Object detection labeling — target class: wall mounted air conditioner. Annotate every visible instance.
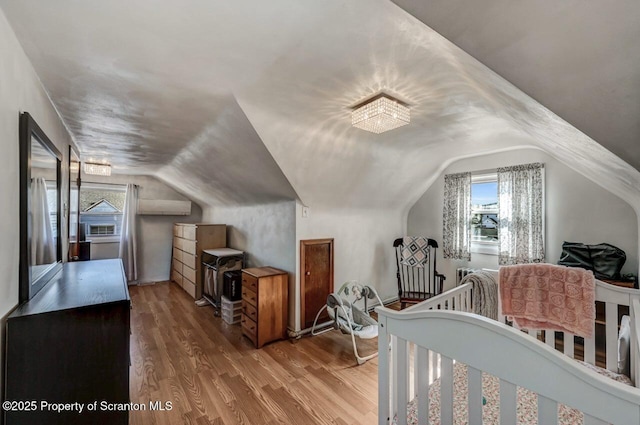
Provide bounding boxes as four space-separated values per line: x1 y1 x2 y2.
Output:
137 199 191 216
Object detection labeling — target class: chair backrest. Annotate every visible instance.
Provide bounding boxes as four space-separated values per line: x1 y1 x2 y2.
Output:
393 237 444 307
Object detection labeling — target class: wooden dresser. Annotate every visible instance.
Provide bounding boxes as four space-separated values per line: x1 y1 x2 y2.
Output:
172 223 226 299
4 259 130 425
241 267 288 348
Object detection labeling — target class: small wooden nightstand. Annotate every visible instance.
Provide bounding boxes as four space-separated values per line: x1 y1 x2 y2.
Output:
241 267 288 348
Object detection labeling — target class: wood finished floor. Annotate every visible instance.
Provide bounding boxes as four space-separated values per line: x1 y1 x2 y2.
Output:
129 281 383 425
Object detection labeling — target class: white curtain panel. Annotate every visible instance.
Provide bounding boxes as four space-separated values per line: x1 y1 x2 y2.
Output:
497 162 545 265
31 177 55 265
119 183 138 282
442 172 472 260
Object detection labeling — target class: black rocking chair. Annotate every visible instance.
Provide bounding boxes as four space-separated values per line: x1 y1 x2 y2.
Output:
393 237 446 309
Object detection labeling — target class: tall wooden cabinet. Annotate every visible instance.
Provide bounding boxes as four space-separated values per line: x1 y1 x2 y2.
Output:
4 259 130 425
172 223 226 299
241 267 288 348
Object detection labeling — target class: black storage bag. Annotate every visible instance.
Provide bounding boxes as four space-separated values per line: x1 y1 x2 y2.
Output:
558 241 626 280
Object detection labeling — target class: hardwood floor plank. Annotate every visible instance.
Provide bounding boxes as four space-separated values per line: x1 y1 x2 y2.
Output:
129 282 380 424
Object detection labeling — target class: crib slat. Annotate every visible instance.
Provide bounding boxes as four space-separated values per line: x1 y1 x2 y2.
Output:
538 395 558 425
528 329 537 338
584 336 596 365
434 352 441 381
563 333 575 358
467 366 482 425
545 330 555 348
417 347 430 425
583 414 607 425
465 288 471 312
500 380 517 424
411 343 417 401
429 351 439 383
396 337 408 425
391 335 398 421
378 319 390 425
606 302 618 371
440 356 454 425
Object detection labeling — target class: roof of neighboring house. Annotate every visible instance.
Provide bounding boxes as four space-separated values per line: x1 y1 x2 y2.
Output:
83 199 122 214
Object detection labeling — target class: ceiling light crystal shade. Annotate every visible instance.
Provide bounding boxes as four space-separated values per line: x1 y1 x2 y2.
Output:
352 95 410 134
84 162 112 176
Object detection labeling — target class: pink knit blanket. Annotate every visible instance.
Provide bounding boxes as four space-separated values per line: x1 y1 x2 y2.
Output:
499 264 595 338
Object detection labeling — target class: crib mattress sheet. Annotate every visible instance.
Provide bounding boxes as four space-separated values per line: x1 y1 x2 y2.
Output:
397 362 631 425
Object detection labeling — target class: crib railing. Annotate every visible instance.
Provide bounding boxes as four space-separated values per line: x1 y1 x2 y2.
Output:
377 279 640 425
404 282 473 314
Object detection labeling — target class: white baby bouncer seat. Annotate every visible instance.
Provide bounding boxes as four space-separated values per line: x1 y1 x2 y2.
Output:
311 281 383 365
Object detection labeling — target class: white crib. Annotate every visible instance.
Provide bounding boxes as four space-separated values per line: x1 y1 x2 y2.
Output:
377 278 640 425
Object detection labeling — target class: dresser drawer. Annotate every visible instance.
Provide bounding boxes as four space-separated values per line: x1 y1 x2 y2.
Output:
181 252 196 270
242 273 258 292
172 259 182 275
183 225 196 241
173 237 183 251
183 278 196 299
173 272 183 287
182 239 196 255
242 302 258 322
172 247 182 263
182 265 196 284
173 224 183 238
241 315 257 346
242 286 257 307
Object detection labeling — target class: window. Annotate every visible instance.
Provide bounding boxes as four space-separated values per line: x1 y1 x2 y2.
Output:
443 163 545 262
45 180 58 237
79 183 126 238
87 224 116 236
471 174 498 255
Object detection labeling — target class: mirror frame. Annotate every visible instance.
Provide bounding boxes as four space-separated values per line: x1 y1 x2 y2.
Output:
68 145 81 261
19 112 63 303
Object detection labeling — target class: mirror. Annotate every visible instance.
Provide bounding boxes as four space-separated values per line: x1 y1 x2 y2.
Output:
68 146 81 261
20 112 63 303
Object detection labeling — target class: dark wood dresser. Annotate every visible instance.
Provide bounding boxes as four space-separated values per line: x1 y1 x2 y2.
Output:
241 267 288 348
4 259 130 425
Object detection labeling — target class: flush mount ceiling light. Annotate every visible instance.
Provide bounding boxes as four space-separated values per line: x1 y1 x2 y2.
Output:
84 162 112 176
351 94 410 134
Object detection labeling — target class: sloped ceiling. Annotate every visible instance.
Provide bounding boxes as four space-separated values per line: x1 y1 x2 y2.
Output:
1 0 639 211
391 0 640 171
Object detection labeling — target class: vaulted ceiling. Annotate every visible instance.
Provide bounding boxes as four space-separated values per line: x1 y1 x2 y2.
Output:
2 0 639 211
392 0 640 171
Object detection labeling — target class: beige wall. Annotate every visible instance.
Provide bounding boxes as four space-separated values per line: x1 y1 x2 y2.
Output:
202 201 296 327
0 9 75 318
203 201 404 332
0 8 75 396
81 173 203 284
294 203 404 331
408 148 639 290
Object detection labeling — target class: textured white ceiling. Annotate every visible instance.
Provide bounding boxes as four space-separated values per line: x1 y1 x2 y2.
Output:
1 0 638 211
392 0 640 171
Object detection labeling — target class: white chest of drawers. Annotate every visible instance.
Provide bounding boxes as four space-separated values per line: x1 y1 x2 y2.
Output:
171 223 226 299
